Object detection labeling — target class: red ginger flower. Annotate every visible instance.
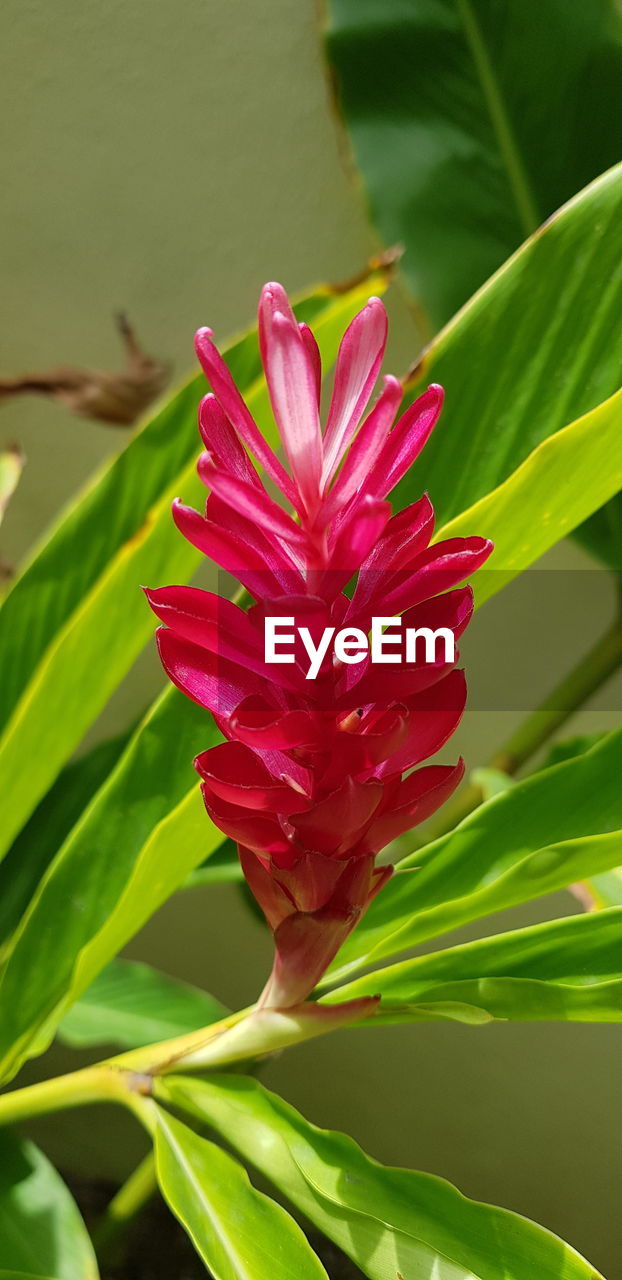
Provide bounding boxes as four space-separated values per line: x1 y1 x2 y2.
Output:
147 283 492 1010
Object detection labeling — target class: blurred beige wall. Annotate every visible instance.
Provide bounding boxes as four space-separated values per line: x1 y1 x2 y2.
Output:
2 2 621 1275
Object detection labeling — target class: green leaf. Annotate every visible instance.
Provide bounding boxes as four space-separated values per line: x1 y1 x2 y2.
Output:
0 728 132 951
436 389 622 607
157 1075 603 1280
0 694 222 1082
393 164 622 531
325 909 622 1023
58 958 227 1050
0 1130 98 1280
154 1107 327 1280
325 0 622 330
324 728 622 985
0 273 389 859
182 839 242 889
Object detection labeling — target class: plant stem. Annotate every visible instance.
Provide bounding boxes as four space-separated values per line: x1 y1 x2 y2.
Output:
0 1063 149 1127
92 1152 157 1262
429 609 622 838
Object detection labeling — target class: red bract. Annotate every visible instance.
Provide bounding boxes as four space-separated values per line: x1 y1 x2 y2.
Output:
147 283 493 1010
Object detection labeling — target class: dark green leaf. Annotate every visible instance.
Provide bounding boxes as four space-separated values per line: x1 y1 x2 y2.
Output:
325 0 622 328
0 1130 98 1279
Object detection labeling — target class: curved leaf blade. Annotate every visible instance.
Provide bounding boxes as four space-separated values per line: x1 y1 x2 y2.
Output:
325 0 622 328
435 390 622 606
157 1075 604 1280
326 909 622 1023
58 959 227 1050
0 1131 98 1280
324 729 622 984
154 1108 327 1280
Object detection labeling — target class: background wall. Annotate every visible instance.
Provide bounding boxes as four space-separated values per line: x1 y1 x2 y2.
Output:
2 2 621 1275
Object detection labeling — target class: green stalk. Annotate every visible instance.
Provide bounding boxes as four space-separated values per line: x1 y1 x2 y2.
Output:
429 610 622 839
92 1153 157 1262
0 1062 153 1127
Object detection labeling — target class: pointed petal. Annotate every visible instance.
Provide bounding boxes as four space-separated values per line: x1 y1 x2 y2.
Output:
322 297 388 484
198 394 259 487
262 309 323 514
156 627 262 717
298 322 322 404
360 760 465 853
324 375 402 518
196 741 310 814
198 453 306 549
376 669 468 777
367 383 444 498
289 777 383 855
195 326 297 506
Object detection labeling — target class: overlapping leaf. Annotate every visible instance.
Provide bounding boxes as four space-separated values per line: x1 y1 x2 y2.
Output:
325 909 622 1023
154 1108 327 1280
58 958 227 1050
325 0 622 328
157 1075 604 1280
323 729 622 985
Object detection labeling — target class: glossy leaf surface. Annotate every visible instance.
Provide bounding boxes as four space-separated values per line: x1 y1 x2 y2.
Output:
154 1107 327 1280
324 729 622 984
326 909 622 1022
158 1075 603 1280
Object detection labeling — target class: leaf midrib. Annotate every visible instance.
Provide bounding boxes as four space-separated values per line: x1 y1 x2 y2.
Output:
455 0 539 238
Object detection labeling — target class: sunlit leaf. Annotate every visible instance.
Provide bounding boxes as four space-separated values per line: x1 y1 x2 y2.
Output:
157 1075 603 1280
154 1107 327 1280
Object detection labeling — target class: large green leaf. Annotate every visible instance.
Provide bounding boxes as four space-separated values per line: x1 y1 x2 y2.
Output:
323 728 622 985
325 0 622 330
0 275 388 859
0 727 132 951
0 694 221 1083
58 959 227 1050
436 389 622 605
325 909 622 1022
154 1107 327 1280
158 1075 603 1280
393 164 622 530
0 1130 98 1280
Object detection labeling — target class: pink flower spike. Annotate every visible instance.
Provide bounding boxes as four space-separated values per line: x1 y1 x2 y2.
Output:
151 282 494 1012
194 327 298 508
262 309 324 516
321 297 388 486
